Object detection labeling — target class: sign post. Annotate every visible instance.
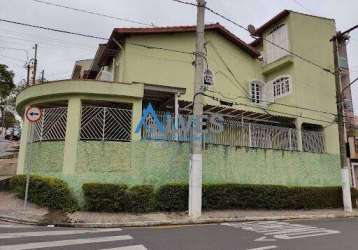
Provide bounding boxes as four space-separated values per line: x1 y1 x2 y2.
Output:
23 106 42 209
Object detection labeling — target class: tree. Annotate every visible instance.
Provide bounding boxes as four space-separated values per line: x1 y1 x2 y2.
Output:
0 64 16 133
3 111 16 129
0 64 15 98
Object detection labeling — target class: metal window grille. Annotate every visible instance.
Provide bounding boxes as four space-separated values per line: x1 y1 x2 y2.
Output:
302 130 325 153
80 106 132 141
33 107 68 142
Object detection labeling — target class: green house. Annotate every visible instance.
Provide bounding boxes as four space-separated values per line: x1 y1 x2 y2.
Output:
16 10 345 195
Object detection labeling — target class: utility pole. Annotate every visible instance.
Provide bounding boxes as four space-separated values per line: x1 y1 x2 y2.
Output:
32 44 38 85
189 0 205 219
331 28 357 212
26 63 30 86
40 69 45 83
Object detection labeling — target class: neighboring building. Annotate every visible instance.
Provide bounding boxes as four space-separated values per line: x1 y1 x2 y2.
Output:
349 116 358 187
16 10 347 197
71 59 94 79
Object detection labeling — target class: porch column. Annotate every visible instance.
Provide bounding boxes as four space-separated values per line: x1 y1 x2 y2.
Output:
131 99 142 141
174 93 179 141
295 118 303 151
62 97 81 175
16 110 31 174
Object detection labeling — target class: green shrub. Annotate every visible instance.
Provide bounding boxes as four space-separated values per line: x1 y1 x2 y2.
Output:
9 175 78 212
82 183 128 212
351 188 358 208
202 184 342 210
127 185 155 213
155 183 188 211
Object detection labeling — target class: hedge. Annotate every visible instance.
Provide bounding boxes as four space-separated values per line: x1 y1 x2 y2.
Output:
82 183 156 213
82 183 128 212
9 175 78 212
82 183 357 212
155 183 188 211
157 184 344 211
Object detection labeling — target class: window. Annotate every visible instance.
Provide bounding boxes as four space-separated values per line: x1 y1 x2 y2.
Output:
250 81 263 103
355 137 358 152
272 76 291 98
264 24 289 63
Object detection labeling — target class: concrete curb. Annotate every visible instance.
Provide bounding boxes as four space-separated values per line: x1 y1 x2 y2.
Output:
0 215 39 225
2 212 358 228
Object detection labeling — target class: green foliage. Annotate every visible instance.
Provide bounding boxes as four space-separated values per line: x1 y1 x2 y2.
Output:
155 184 188 211
127 185 155 213
9 175 78 212
82 183 155 213
202 184 342 210
3 111 16 129
0 64 15 98
82 183 128 212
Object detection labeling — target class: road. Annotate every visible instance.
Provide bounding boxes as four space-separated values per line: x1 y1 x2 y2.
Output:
0 218 357 249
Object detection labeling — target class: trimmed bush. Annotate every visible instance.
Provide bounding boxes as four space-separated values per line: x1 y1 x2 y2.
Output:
9 175 78 212
82 183 128 212
127 185 155 213
202 184 342 210
155 183 188 211
81 182 348 213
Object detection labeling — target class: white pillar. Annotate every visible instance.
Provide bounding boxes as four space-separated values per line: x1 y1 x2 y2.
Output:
342 167 353 212
174 93 179 141
295 119 303 151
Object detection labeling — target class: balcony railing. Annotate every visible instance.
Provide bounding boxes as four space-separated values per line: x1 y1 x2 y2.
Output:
142 113 325 153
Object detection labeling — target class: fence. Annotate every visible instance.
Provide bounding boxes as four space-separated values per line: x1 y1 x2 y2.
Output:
33 107 68 142
80 106 132 141
302 130 325 153
142 113 326 153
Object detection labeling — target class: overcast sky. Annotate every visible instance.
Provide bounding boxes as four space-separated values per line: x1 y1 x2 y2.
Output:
0 0 357 113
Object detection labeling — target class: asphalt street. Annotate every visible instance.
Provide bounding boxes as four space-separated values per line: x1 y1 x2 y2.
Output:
0 218 358 250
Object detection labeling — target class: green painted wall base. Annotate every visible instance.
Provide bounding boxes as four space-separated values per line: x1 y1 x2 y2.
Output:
26 141 341 204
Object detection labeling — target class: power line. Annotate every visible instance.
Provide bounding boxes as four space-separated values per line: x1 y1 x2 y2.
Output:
0 46 29 59
203 92 336 124
31 0 155 27
207 88 337 117
0 18 108 40
0 18 195 55
170 0 336 76
342 76 358 92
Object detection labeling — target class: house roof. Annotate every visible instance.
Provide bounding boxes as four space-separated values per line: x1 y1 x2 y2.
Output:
96 23 260 66
252 10 290 36
115 24 259 57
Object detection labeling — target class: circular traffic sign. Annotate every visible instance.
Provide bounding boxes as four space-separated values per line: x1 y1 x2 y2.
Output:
25 106 42 123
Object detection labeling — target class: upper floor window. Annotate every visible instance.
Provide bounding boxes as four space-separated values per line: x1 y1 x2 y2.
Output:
355 137 358 152
264 24 289 64
272 76 291 98
250 80 263 103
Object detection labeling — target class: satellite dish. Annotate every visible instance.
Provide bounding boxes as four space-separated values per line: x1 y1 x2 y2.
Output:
248 24 256 35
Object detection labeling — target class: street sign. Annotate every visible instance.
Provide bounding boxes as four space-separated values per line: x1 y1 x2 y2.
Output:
25 106 42 123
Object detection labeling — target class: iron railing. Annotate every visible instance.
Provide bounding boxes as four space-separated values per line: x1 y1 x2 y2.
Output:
33 107 68 142
302 130 325 153
80 106 132 141
142 113 325 153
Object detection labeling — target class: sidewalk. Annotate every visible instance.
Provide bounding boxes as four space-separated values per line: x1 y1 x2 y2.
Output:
1 191 358 227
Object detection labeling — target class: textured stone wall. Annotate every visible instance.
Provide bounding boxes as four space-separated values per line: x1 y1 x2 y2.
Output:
28 140 341 202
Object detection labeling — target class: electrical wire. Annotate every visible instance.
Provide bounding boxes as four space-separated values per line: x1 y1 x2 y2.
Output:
207 88 337 117
202 91 336 124
0 18 196 55
0 18 108 40
31 0 155 27
170 0 336 76
0 46 29 60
